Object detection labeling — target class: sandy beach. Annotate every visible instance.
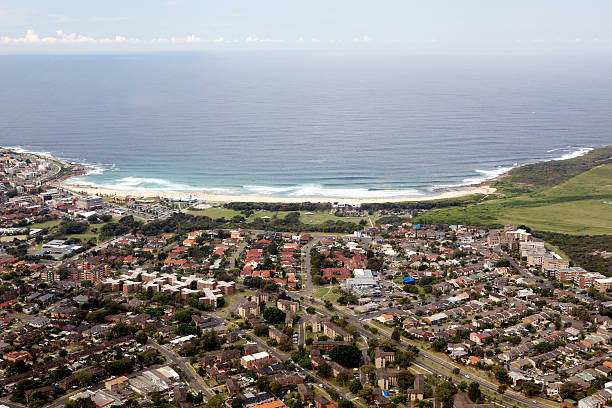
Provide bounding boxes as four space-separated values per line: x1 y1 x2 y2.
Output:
60 183 497 204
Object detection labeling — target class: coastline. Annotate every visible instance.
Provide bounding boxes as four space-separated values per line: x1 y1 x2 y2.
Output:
10 144 601 204
6 145 504 204
59 183 498 204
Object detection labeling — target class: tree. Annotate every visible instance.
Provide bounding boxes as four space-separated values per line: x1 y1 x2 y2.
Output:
254 325 269 337
497 384 507 395
519 381 540 397
559 382 580 400
263 307 286 324
65 398 96 408
256 376 270 392
329 344 361 368
75 371 93 385
201 331 221 351
397 370 414 392
348 379 363 394
337 371 349 385
358 387 374 404
492 365 511 384
338 401 354 408
458 381 467 391
435 380 457 408
431 339 447 352
175 309 192 323
316 362 332 378
467 382 481 403
391 328 402 342
231 398 243 408
269 380 282 396
204 394 225 408
135 330 148 345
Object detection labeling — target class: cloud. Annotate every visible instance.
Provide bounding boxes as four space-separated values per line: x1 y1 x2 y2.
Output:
352 35 372 43
152 35 236 44
245 36 284 43
0 29 284 47
0 29 138 44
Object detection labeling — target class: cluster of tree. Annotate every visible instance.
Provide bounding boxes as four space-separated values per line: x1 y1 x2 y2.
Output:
223 202 331 211
362 195 484 212
58 220 89 235
263 307 286 324
329 344 361 368
495 145 612 192
100 215 142 239
242 276 279 292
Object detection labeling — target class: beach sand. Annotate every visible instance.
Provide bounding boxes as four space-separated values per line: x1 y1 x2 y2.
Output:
60 183 497 204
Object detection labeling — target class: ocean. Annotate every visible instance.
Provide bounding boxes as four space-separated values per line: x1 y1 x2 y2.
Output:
1 53 611 198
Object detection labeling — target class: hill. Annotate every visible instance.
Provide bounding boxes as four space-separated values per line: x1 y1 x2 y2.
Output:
414 146 612 235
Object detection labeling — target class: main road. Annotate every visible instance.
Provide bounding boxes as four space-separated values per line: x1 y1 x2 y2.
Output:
148 340 214 398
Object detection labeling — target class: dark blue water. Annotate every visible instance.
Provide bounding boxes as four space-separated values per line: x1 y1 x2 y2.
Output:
1 53 610 198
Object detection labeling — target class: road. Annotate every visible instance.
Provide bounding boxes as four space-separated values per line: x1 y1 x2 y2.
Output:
229 240 249 269
301 237 322 296
298 320 305 347
148 340 213 398
293 294 543 408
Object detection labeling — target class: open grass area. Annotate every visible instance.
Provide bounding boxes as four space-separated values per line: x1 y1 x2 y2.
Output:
185 207 371 226
184 207 242 219
498 198 612 235
416 163 612 235
30 219 63 230
0 235 27 242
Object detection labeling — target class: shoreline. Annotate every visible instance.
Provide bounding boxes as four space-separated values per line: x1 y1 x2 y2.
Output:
59 183 498 204
6 144 504 204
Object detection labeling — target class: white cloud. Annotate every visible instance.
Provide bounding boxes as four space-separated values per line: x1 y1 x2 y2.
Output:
245 36 284 43
352 35 372 43
0 29 285 47
0 29 139 44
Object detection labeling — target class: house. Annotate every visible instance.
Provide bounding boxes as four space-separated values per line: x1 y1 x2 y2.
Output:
407 374 424 401
241 351 271 369
375 314 394 324
226 379 240 396
297 384 314 401
277 299 299 314
377 368 399 390
269 327 289 343
314 397 337 408
374 348 395 368
239 302 259 318
105 376 129 392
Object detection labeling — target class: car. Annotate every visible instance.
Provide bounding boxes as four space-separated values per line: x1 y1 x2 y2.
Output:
465 375 470 379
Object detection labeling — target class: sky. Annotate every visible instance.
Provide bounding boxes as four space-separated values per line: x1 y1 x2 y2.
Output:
1 1 612 54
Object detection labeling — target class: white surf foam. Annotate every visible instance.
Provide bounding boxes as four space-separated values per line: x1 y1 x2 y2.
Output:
431 165 515 190
68 176 236 194
551 146 593 161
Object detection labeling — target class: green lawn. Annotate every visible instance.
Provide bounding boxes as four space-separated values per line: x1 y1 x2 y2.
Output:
184 207 242 219
184 207 371 226
0 235 27 242
498 199 612 235
416 163 612 235
30 219 63 230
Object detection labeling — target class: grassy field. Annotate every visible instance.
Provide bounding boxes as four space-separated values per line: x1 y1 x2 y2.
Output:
30 219 63 230
416 163 612 235
498 198 612 235
185 207 370 225
0 235 28 242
